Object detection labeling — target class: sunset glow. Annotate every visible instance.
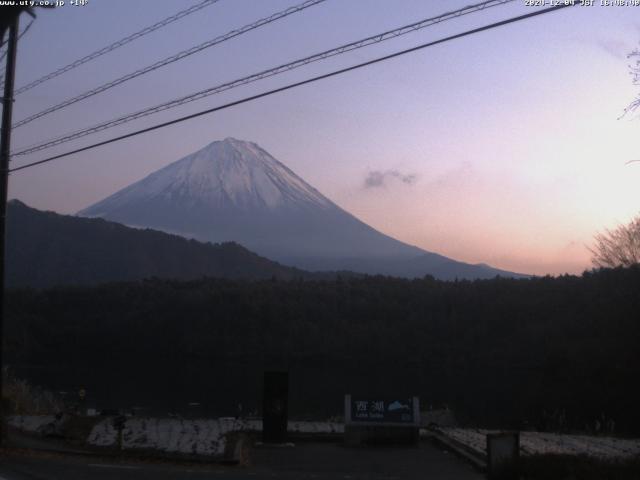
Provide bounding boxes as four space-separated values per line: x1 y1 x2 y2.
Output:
7 0 640 276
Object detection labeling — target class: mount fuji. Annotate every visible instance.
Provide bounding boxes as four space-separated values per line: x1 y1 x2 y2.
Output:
79 138 524 280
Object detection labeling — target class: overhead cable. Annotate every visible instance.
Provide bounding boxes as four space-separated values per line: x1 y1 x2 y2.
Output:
9 4 576 173
13 0 515 156
12 0 222 96
12 0 327 129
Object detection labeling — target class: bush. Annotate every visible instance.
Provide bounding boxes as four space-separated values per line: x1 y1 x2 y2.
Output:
2 368 64 415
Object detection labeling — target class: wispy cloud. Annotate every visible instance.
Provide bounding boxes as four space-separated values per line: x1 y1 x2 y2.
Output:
596 38 632 60
364 169 417 189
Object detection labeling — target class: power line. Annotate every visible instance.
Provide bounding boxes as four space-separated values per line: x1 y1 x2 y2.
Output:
9 3 576 174
12 0 327 129
13 0 517 157
17 17 34 41
0 18 34 84
1 18 33 50
11 0 221 96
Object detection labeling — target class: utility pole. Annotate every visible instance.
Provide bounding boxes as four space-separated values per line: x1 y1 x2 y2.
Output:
0 8 22 445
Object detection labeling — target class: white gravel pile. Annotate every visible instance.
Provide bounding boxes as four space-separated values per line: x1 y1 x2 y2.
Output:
87 417 244 456
8 415 58 433
439 427 640 460
86 418 344 457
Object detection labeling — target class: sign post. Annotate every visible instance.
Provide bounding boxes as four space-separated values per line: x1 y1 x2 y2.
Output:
112 415 127 451
78 387 86 415
344 395 420 446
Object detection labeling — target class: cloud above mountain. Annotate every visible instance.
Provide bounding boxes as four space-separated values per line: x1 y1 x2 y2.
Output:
596 36 635 60
364 169 417 189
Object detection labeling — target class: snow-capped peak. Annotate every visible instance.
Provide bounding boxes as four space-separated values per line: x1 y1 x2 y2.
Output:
85 138 333 214
78 138 523 280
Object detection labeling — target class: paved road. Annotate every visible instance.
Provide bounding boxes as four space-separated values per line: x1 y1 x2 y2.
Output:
0 441 484 480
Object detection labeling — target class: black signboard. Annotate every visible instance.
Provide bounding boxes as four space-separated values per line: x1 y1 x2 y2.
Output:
350 398 415 423
262 371 288 443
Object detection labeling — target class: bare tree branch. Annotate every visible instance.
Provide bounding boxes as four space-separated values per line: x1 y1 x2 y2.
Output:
589 215 640 268
623 46 640 116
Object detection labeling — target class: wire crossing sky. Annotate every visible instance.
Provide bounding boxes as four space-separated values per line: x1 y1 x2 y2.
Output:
12 0 327 129
7 0 640 276
0 18 35 84
10 3 571 173
12 0 222 96
12 0 517 157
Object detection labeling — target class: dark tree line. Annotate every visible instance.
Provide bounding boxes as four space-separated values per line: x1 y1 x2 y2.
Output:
6 200 312 288
4 266 640 433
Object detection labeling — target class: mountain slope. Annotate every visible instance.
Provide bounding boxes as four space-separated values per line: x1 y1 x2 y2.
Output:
79 137 526 280
6 200 310 288
79 137 424 260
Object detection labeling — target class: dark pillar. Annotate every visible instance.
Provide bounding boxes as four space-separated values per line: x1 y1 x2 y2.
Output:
262 371 288 444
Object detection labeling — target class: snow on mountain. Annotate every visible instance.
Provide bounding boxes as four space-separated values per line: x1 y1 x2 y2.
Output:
79 138 525 279
85 137 331 215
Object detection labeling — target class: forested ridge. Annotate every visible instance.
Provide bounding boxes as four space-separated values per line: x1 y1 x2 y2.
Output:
6 200 311 287
5 266 640 433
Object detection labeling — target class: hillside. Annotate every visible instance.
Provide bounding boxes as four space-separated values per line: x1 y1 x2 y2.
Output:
79 137 526 280
6 200 309 288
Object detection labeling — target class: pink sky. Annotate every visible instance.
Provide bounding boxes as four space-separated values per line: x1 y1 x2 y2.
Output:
6 0 640 276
